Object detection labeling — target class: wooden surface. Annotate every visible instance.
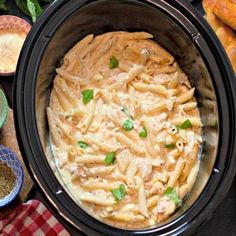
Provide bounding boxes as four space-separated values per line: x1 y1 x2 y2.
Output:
0 108 33 218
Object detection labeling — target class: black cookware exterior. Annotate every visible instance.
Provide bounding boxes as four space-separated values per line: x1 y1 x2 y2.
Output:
14 0 236 235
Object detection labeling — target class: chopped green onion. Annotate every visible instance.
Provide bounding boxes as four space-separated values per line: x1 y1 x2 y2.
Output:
139 127 147 138
109 56 119 69
165 143 176 149
82 89 94 105
104 152 116 165
77 141 88 149
164 187 182 206
111 184 126 201
176 119 192 130
122 119 134 131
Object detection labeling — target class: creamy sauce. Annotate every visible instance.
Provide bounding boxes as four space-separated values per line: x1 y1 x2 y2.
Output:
47 31 202 229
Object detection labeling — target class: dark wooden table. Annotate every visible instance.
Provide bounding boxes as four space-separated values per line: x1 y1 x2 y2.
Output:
1 0 236 235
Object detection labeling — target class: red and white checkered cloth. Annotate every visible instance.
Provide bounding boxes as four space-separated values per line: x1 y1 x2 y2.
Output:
0 200 70 236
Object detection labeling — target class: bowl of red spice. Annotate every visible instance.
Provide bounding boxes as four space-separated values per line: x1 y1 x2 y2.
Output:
0 145 23 208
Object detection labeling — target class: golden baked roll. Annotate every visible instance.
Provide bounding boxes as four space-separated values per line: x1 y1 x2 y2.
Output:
202 0 219 13
213 0 236 30
203 0 236 73
205 11 224 31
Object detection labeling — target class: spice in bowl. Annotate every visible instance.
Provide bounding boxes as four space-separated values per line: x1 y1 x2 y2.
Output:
0 145 23 208
0 160 16 199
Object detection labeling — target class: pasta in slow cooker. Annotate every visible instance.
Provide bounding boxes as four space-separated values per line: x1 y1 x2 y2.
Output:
47 31 202 229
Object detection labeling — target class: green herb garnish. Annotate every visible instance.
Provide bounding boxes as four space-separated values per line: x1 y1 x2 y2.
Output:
78 141 88 149
26 0 43 23
82 89 94 105
0 0 7 11
164 187 182 206
111 184 126 201
15 0 30 15
15 0 54 22
104 152 116 165
109 56 119 69
177 119 192 130
122 119 134 131
139 127 147 138
165 143 176 149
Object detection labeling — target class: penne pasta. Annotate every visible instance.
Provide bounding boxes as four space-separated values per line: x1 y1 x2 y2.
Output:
168 72 179 88
80 194 115 206
107 213 146 222
115 133 145 155
167 158 185 187
76 155 105 164
177 88 195 104
179 159 200 199
180 102 197 111
81 181 121 190
144 122 159 159
147 195 160 208
141 101 167 114
132 82 167 96
109 65 143 90
180 144 199 182
136 177 149 218
138 72 152 83
87 166 115 176
64 34 94 70
126 158 137 186
48 31 202 229
83 135 121 153
54 76 79 107
80 100 97 134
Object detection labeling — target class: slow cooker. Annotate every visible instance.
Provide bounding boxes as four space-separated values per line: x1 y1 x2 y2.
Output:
14 0 236 235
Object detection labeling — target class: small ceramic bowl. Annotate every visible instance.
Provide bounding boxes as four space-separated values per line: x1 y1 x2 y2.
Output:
0 15 31 76
0 89 8 128
0 145 24 208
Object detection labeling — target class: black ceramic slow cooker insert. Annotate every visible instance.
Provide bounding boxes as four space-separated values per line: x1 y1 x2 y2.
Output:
14 0 236 235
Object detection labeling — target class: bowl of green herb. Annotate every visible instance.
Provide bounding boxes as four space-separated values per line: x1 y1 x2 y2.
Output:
0 145 23 208
0 89 8 128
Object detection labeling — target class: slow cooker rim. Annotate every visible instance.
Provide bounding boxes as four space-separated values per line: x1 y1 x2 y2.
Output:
13 0 236 235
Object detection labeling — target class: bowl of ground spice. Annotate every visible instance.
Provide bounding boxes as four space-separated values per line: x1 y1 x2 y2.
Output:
0 145 23 208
